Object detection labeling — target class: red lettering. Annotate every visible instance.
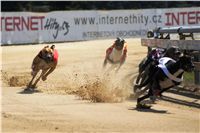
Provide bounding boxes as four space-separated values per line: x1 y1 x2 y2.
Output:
165 11 200 26
1 16 45 31
196 11 200 24
1 17 4 31
188 11 196 24
21 16 29 30
5 17 13 31
165 13 171 26
13 17 21 31
172 12 179 25
30 16 39 30
179 12 187 25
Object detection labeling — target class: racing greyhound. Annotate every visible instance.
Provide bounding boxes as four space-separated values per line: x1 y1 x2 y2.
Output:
103 37 127 73
26 45 58 90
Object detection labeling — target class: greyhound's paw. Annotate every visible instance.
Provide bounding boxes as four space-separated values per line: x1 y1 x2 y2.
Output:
23 87 41 93
24 87 34 92
134 84 140 88
133 85 140 93
42 76 47 81
136 103 151 109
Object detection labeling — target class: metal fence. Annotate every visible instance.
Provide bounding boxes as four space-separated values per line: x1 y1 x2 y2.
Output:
141 26 200 85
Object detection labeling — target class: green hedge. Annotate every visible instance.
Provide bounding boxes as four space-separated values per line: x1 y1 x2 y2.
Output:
183 72 194 84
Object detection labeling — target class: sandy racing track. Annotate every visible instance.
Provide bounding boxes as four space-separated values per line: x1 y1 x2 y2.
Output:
1 38 200 133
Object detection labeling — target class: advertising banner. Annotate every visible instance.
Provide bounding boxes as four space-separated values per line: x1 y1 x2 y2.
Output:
1 7 200 45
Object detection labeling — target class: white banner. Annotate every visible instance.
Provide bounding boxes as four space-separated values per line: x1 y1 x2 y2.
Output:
1 7 200 45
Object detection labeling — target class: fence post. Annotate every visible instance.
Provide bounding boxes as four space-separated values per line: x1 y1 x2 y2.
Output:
194 54 200 85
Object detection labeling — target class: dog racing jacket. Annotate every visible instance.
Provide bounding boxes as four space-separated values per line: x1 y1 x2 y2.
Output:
158 57 183 83
53 49 59 63
105 44 127 64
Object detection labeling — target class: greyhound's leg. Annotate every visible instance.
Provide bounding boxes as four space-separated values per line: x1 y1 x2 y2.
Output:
140 71 148 85
32 69 48 88
137 90 152 104
27 76 36 88
136 93 152 109
104 64 117 74
42 66 56 81
27 70 39 88
135 66 157 89
148 78 162 103
135 72 142 85
159 86 173 96
103 59 107 68
134 85 149 98
134 73 143 93
136 84 153 109
115 63 123 73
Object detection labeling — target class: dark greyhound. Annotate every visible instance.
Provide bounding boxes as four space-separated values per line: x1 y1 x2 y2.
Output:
136 55 194 109
134 46 181 92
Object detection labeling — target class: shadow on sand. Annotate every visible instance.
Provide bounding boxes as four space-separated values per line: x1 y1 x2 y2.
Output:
18 87 42 94
129 107 169 114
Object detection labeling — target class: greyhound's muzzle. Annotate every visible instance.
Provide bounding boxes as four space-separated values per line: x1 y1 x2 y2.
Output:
45 54 53 63
185 64 195 72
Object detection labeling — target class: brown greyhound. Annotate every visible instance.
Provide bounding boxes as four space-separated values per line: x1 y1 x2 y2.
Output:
27 45 58 90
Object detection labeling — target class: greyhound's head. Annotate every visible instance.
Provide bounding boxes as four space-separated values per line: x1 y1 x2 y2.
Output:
40 45 54 62
114 37 125 50
164 46 182 61
178 55 194 72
